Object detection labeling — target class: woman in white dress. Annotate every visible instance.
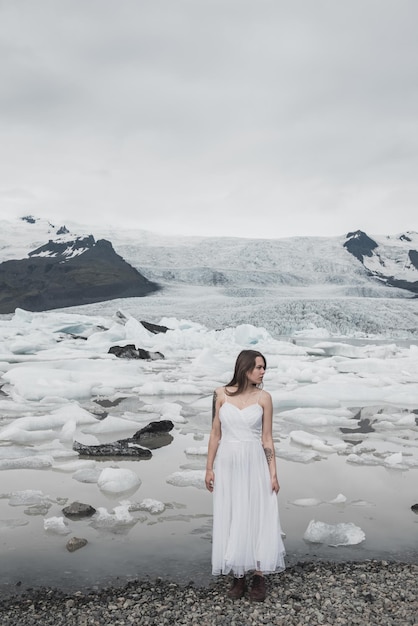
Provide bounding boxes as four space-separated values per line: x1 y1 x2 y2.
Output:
205 350 286 601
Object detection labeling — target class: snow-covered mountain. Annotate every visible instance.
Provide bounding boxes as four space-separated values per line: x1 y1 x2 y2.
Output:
1 215 418 337
0 218 159 313
1 215 417 298
344 230 418 293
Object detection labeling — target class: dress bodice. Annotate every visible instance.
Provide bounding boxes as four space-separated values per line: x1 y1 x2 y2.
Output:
219 401 263 443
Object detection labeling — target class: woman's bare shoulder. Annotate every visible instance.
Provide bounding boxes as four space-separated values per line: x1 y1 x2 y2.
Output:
260 388 272 403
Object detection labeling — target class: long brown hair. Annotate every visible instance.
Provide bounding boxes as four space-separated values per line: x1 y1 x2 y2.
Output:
225 349 266 396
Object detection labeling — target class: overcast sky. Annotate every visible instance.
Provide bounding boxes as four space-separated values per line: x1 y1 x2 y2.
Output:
1 0 417 239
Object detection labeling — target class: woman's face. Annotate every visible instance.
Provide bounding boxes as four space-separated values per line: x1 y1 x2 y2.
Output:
246 356 266 386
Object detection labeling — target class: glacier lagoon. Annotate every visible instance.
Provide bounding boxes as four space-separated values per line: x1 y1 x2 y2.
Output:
0 290 417 594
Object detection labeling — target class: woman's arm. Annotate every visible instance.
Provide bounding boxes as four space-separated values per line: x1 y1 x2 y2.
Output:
205 388 222 492
261 391 280 494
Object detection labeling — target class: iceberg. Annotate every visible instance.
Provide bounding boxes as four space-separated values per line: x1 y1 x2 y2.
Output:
303 520 365 546
97 467 141 494
166 470 206 490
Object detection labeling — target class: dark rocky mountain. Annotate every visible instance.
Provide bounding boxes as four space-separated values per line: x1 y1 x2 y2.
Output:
344 230 418 295
0 236 160 314
343 230 378 261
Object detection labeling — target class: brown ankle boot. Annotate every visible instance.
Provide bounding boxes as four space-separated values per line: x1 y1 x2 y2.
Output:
249 574 266 601
227 576 247 599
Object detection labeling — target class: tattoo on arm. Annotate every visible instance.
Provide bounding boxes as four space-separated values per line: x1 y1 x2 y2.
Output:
212 390 217 422
264 447 273 465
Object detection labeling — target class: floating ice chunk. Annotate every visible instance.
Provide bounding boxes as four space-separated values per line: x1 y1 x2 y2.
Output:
73 432 100 446
123 317 154 348
72 467 102 483
128 498 166 514
327 493 347 504
0 455 54 470
25 504 52 516
135 382 197 395
289 431 346 453
279 408 354 428
233 324 272 346
191 349 230 377
0 405 98 445
140 402 186 423
303 520 365 546
276 448 322 463
121 410 159 424
0 446 38 460
53 460 97 472
83 415 140 434
385 452 403 466
3 366 98 401
291 498 322 507
0 426 57 444
346 453 384 466
8 490 47 506
166 470 206 490
185 446 207 456
44 516 71 535
38 447 79 460
98 467 141 494
90 505 139 533
60 418 77 442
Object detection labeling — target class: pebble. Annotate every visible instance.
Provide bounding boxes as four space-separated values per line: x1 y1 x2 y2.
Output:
0 561 417 626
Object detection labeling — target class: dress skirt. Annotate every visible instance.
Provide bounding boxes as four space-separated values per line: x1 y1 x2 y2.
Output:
211 401 286 578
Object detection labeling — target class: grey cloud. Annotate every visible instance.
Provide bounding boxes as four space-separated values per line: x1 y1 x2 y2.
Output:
0 0 417 236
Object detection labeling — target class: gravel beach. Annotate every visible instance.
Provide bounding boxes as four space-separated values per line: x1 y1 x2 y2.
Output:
1 561 417 626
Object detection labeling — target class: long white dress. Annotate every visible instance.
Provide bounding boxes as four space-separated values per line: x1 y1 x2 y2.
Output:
211 398 286 577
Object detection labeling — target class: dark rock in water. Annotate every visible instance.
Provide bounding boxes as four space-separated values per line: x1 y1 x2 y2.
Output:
139 432 174 450
115 311 170 335
132 420 174 439
62 502 97 520
66 537 88 552
108 344 164 360
140 320 169 334
132 420 175 450
73 420 175 458
73 440 152 459
0 236 160 314
411 503 418 515
340 417 375 434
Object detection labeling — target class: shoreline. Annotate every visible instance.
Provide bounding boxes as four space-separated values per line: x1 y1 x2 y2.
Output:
1 560 417 626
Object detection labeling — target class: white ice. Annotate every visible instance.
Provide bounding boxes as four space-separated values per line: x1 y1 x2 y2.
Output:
303 520 366 546
44 516 71 535
90 505 140 532
72 467 102 483
8 490 51 507
97 467 141 494
166 470 206 490
0 456 54 470
0 307 416 485
124 498 166 514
